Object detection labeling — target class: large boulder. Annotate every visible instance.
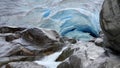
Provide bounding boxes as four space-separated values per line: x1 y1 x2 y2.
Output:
22 28 61 46
21 28 64 54
100 0 120 53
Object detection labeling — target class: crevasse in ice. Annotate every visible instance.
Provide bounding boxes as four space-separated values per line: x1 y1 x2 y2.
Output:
0 0 104 41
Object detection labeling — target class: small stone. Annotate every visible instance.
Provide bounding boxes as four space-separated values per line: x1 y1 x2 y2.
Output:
95 38 103 46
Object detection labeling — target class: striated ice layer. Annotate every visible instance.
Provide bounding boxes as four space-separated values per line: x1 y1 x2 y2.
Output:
0 0 104 41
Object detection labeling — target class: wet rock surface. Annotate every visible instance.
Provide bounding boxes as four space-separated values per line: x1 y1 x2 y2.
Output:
1 0 120 68
57 41 120 68
56 47 76 61
1 62 46 68
95 38 103 46
57 55 82 68
0 26 65 67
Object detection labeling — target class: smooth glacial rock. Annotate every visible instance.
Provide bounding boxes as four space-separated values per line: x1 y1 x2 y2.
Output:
56 47 76 61
1 62 46 68
100 0 120 53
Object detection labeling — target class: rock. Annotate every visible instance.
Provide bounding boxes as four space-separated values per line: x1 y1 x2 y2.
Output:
57 42 106 68
0 26 25 42
58 42 104 68
0 27 65 67
22 28 60 44
56 46 79 61
0 43 21 57
97 57 120 68
57 55 82 68
57 41 120 68
0 26 26 33
0 27 64 54
21 28 64 53
0 42 43 67
60 37 77 44
95 38 103 46
100 0 120 53
57 62 71 68
5 34 21 42
0 42 40 57
0 56 36 67
1 62 46 68
56 48 73 61
0 27 64 56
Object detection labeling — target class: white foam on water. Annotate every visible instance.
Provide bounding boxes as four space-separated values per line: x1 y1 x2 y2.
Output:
35 47 67 68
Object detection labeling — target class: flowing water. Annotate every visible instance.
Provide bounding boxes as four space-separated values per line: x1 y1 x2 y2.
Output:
35 47 67 68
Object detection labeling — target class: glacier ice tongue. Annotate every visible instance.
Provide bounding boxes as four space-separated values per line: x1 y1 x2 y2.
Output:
40 9 101 41
0 0 104 41
39 0 104 41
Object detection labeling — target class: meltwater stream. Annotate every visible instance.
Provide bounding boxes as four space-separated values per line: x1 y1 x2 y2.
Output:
35 47 67 68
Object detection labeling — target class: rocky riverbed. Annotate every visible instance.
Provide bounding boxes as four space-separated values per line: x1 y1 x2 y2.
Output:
0 0 120 68
0 26 120 68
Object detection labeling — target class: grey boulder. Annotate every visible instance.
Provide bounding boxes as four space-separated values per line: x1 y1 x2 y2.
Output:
100 0 120 53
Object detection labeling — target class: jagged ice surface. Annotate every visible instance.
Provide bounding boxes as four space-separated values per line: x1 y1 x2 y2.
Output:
0 0 104 41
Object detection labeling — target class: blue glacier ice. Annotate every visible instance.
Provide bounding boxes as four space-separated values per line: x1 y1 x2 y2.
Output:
40 8 102 41
0 0 104 41
39 0 104 41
